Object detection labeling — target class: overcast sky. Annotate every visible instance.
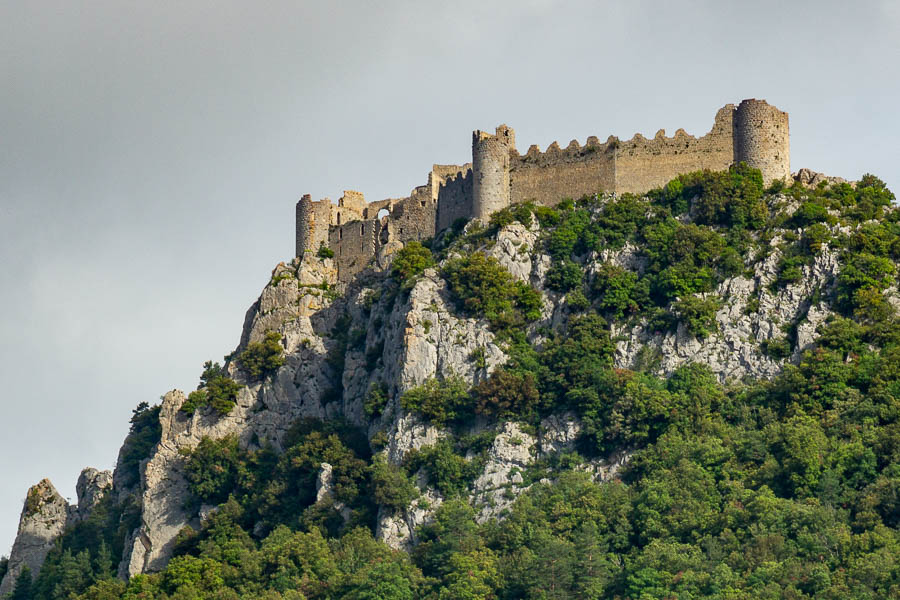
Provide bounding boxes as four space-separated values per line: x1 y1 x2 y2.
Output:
1 0 898 556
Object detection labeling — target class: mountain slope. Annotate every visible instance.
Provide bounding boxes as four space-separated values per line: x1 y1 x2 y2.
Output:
3 166 900 599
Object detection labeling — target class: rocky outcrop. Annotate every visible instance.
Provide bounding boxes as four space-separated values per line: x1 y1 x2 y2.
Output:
608 231 841 382
489 222 539 283
0 468 114 594
794 168 848 189
74 468 113 521
0 480 70 596
118 257 347 575
470 422 535 522
19 193 877 579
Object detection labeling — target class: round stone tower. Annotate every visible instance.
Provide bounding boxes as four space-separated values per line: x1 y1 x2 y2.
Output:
472 125 514 221
295 194 314 257
295 194 331 257
733 99 790 184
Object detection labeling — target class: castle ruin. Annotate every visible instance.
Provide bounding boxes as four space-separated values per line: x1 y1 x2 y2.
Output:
296 99 789 282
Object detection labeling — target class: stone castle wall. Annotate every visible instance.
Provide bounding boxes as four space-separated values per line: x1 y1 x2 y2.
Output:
329 218 380 283
434 165 473 231
295 99 789 282
614 104 736 193
509 140 617 206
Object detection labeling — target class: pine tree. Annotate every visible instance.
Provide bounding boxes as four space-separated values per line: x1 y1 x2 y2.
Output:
93 543 113 581
10 566 34 600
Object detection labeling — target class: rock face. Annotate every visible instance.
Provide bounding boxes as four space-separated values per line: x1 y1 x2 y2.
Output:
0 480 70 596
13 184 892 580
119 257 346 576
74 468 113 521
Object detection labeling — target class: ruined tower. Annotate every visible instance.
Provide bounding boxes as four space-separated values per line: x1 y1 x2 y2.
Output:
733 99 790 184
472 125 515 221
295 194 331 256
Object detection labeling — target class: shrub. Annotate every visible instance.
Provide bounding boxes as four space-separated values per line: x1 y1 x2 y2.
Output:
488 206 515 230
671 295 722 339
775 253 807 287
546 209 591 258
642 220 740 301
473 369 540 421
238 331 285 380
589 194 650 249
442 252 542 335
400 376 471 426
837 252 895 314
404 440 484 497
803 223 831 253
392 241 434 284
181 361 241 416
117 402 162 488
371 456 418 511
792 200 831 227
181 435 243 505
532 204 561 227
545 259 583 292
650 163 766 230
566 288 591 311
591 263 648 319
541 313 615 402
24 487 43 517
317 243 334 259
364 383 389 418
762 337 792 359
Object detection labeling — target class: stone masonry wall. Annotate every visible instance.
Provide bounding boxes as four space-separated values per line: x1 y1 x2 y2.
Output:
330 219 380 283
435 165 474 231
510 140 617 205
734 99 790 184
295 195 332 256
296 99 789 282
473 127 512 220
615 104 736 193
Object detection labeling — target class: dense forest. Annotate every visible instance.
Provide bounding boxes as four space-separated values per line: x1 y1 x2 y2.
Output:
5 167 900 599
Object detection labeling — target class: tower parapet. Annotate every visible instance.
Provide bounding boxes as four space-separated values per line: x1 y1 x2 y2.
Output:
472 125 515 221
733 99 790 184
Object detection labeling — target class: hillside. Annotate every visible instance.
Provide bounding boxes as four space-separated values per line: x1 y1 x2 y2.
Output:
2 165 900 599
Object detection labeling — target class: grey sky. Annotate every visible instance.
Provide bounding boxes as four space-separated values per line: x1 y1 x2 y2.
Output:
1 0 898 555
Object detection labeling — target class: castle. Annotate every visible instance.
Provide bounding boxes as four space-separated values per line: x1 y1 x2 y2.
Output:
296 99 789 282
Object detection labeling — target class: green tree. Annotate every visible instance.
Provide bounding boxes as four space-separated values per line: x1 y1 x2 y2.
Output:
437 550 499 600
671 295 722 339
591 263 647 319
10 566 34 600
239 331 286 380
392 241 434 284
472 369 539 421
545 259 584 292
443 252 542 335
181 361 241 416
370 456 418 512
400 375 471 426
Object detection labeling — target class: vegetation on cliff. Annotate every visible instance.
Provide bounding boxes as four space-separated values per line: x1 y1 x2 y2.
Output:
10 167 900 600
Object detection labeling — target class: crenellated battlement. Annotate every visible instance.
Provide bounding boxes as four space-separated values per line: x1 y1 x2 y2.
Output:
295 99 790 281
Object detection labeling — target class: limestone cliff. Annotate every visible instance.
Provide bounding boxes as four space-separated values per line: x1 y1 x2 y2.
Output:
5 168 896 587
0 470 111 595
